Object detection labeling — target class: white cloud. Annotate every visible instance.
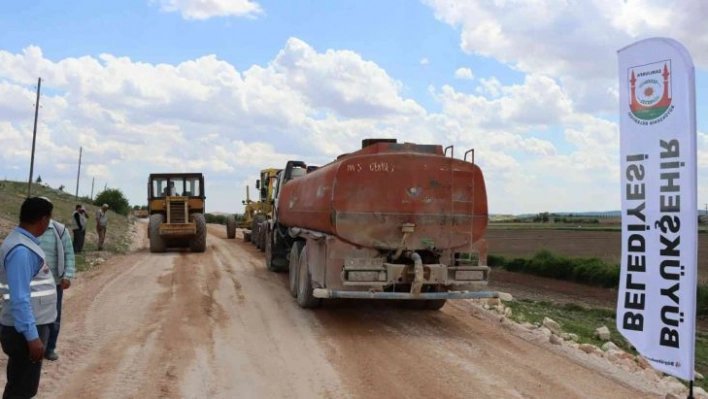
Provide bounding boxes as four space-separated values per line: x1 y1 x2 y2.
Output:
435 74 574 132
420 58 429 65
0 40 430 211
150 0 263 20
3 37 706 214
454 67 474 80
423 0 708 113
273 38 425 119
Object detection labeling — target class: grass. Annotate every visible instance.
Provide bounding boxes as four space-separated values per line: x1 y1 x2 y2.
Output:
506 299 708 390
0 180 135 270
505 300 634 353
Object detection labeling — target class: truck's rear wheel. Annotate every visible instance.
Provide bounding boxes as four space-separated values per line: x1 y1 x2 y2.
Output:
226 215 236 239
256 223 263 250
423 285 447 310
149 214 165 253
399 285 447 310
251 214 266 244
257 226 266 251
265 228 278 272
296 245 321 308
423 299 447 310
289 241 304 298
189 213 207 253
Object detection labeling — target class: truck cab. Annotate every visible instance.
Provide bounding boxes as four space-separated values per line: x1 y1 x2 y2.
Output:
264 161 309 271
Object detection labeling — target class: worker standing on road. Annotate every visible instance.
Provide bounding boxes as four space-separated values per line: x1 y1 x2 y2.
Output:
0 197 58 398
96 204 109 250
39 218 75 362
71 204 88 253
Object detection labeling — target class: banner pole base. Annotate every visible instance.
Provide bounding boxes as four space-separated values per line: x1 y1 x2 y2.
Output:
687 380 694 399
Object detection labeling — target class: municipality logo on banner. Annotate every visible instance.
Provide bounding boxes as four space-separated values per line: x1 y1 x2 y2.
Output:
628 60 674 125
617 37 698 381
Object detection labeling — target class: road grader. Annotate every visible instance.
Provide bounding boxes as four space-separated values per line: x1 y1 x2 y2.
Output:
226 168 279 246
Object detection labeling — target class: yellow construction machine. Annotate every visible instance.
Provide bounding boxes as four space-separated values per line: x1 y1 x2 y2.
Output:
226 168 280 245
147 173 207 253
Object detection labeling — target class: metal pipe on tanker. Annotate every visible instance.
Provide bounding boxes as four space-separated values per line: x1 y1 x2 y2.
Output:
407 251 424 295
391 233 409 260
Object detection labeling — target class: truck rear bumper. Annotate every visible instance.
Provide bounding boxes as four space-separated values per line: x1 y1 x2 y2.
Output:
312 289 498 300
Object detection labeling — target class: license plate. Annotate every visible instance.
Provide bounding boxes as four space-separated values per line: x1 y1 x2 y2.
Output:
455 270 485 281
344 257 384 269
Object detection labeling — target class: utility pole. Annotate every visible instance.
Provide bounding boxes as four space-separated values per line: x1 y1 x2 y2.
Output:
27 77 41 198
90 177 95 200
75 146 82 197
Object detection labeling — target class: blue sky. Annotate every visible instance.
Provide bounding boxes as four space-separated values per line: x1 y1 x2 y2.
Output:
0 0 706 214
0 0 524 111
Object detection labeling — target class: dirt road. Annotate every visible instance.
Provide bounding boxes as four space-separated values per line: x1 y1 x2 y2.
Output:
0 221 673 398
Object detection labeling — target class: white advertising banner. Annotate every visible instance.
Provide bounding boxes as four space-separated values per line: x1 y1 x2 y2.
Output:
617 37 698 381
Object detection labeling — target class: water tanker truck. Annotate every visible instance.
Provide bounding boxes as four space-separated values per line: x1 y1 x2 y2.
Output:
262 138 497 309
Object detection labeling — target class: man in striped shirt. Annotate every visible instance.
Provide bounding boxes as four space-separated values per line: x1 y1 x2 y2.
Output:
39 218 75 361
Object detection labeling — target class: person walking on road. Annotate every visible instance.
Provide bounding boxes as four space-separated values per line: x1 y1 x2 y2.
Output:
96 204 109 250
0 196 58 398
39 218 75 362
71 204 88 253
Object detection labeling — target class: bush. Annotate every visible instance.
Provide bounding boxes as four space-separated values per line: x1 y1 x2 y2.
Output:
205 213 227 225
698 286 708 316
490 250 619 287
490 249 708 315
94 188 130 216
487 254 506 267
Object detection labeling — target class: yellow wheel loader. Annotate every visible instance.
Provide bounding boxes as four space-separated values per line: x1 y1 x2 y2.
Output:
147 173 207 253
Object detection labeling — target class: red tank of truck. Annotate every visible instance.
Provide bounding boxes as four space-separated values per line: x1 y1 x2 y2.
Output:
277 141 488 251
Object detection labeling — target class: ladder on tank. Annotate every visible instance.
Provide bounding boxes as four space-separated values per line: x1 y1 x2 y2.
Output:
444 145 483 267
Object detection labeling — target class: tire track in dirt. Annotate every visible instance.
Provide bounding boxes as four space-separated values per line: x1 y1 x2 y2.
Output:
312 299 663 399
18 222 347 399
213 230 666 399
135 248 228 399
29 223 232 399
0 222 673 399
205 225 348 399
46 235 180 397
28 226 173 398
213 228 664 398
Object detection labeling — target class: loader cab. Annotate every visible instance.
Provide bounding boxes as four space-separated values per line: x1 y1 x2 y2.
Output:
149 174 204 200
